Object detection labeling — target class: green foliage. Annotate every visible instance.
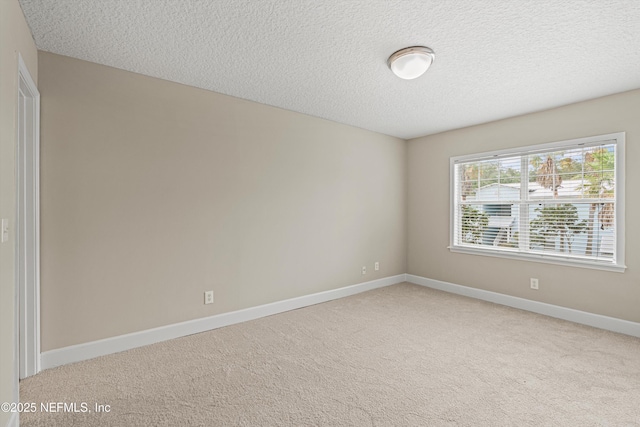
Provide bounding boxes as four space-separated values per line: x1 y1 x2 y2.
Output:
529 153 589 182
499 167 521 184
582 148 615 197
460 161 521 199
461 205 488 244
535 156 562 197
530 204 587 252
580 147 616 254
497 231 518 248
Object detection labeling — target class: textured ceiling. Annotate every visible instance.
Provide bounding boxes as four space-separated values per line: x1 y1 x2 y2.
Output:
18 0 640 139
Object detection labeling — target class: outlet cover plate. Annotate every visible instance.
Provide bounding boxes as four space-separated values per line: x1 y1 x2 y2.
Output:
204 291 214 304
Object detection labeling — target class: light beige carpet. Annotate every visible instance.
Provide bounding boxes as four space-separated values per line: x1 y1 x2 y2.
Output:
20 283 640 426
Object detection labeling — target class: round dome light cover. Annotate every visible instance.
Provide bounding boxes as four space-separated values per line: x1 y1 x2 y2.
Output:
388 46 435 80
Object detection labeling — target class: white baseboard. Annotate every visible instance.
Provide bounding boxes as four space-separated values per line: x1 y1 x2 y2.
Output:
39 272 639 370
406 274 640 338
41 274 406 370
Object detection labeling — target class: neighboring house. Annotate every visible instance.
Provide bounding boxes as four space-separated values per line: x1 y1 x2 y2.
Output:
468 181 613 255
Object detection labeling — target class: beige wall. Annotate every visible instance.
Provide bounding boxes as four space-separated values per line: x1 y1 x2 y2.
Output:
0 0 38 424
408 89 640 323
23 24 640 368
38 52 407 351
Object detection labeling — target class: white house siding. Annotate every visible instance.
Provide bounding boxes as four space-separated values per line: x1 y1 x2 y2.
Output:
468 181 613 256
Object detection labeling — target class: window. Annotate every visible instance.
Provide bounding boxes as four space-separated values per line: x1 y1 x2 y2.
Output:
450 132 625 272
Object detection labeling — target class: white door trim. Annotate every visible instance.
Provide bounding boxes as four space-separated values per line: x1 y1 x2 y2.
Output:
15 53 41 379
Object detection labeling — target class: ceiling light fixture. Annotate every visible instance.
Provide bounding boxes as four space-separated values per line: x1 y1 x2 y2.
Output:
387 46 435 80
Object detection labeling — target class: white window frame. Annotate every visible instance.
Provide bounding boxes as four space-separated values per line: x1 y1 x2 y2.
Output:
449 132 626 273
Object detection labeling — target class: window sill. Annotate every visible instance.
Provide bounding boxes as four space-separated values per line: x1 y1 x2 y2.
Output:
448 245 626 273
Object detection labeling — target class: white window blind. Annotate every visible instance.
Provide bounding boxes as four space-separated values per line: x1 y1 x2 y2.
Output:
450 133 625 272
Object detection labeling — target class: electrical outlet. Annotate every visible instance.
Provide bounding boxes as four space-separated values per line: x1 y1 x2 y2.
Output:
530 278 539 290
204 290 214 304
362 266 366 275
374 262 379 271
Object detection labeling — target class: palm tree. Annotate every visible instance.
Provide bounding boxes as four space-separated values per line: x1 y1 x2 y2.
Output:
583 148 615 255
530 204 586 252
536 155 562 198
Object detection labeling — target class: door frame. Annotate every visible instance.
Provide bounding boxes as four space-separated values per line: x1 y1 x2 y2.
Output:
15 53 41 379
